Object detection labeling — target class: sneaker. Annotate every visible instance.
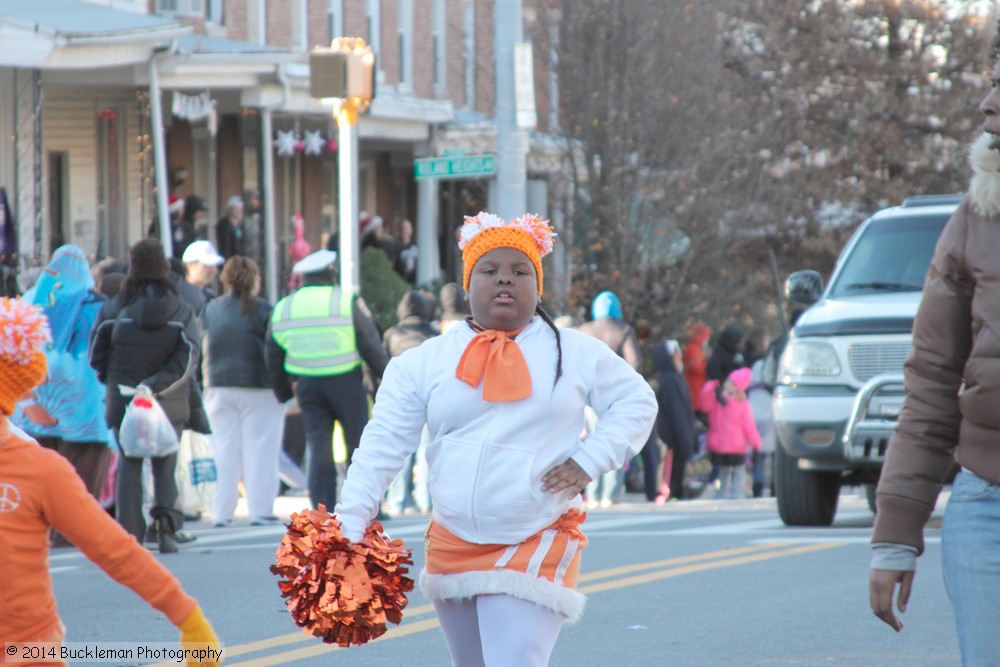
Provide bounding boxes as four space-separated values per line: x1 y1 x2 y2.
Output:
249 515 281 526
212 519 232 528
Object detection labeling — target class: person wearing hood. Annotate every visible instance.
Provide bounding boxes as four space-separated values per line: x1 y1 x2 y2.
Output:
89 238 201 553
577 291 643 507
869 49 1000 664
706 325 745 384
10 246 112 542
682 322 712 415
381 290 439 515
653 339 697 503
700 367 760 500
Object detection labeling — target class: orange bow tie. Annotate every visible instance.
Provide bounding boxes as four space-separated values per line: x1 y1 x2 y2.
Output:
455 325 531 402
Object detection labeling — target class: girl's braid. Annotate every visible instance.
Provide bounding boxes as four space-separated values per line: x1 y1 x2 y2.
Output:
535 304 563 385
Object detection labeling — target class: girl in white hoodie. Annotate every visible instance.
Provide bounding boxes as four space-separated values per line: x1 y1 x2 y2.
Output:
335 212 657 666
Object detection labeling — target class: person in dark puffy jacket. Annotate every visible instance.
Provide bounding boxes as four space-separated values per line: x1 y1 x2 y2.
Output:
201 256 285 527
89 238 201 553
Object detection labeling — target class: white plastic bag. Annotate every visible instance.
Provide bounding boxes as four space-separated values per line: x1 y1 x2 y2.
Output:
118 385 179 458
175 430 217 515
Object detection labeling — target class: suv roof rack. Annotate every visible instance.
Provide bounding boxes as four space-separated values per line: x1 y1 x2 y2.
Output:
901 194 963 208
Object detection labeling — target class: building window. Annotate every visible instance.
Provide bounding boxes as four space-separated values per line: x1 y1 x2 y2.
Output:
432 34 439 85
206 0 222 24
328 0 343 39
156 0 204 16
291 0 307 53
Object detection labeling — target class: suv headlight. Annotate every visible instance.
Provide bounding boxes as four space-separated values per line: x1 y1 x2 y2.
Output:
778 340 841 382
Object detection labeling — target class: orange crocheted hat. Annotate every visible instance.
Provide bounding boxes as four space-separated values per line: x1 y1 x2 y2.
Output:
460 212 555 296
0 297 50 417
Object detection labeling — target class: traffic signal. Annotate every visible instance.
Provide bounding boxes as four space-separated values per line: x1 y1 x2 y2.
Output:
309 39 376 104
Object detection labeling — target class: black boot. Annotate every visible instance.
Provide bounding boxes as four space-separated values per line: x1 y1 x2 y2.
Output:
150 507 184 554
156 516 178 553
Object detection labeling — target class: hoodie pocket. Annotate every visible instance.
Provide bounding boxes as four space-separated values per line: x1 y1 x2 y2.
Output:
475 442 543 520
428 437 480 516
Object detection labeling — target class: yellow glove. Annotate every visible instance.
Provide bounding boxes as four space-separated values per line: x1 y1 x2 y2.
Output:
178 605 221 666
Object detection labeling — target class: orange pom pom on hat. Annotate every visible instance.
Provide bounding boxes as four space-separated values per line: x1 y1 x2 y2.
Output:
0 297 52 417
459 212 555 296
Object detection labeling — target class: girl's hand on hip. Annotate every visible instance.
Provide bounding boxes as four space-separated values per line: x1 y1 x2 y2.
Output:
542 459 592 496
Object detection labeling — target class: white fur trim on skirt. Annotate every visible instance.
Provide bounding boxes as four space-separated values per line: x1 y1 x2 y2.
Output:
419 568 587 623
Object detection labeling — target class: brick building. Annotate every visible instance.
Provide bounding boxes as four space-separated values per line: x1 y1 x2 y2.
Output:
0 0 568 305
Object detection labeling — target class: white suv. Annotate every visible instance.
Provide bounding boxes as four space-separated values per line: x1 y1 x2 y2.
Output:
772 194 960 526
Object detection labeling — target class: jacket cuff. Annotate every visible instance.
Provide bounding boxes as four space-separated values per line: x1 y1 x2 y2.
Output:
871 494 932 555
570 448 603 482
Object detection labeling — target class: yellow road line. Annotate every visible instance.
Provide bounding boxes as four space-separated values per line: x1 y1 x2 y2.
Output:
578 541 788 583
228 619 441 666
221 603 437 658
219 541 843 666
580 542 842 595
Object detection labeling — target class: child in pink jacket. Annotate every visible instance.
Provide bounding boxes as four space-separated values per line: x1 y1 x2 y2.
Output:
700 367 761 499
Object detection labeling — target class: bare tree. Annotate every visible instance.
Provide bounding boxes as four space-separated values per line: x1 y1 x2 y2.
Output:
535 0 992 361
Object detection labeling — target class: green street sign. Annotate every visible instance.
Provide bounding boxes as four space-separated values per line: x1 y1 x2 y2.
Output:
414 154 495 179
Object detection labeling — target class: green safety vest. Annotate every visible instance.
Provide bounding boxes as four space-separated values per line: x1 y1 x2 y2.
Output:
271 285 361 377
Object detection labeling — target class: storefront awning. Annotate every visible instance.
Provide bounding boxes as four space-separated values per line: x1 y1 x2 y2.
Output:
0 0 189 69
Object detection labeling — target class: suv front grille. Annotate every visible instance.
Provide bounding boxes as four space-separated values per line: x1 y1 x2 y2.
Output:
848 343 911 382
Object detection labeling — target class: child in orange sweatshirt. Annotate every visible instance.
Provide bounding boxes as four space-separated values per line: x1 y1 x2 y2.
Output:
0 298 219 667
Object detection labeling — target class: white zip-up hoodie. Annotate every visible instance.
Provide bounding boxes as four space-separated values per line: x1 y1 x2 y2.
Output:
336 316 657 544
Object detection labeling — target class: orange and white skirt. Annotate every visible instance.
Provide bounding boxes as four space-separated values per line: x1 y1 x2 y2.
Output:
419 509 588 622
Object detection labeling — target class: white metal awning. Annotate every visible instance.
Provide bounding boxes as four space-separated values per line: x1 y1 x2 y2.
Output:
0 0 190 69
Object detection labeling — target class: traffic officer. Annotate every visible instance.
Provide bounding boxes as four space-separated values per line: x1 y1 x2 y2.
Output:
265 249 388 510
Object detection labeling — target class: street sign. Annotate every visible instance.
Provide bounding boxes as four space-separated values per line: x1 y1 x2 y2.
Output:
414 154 495 179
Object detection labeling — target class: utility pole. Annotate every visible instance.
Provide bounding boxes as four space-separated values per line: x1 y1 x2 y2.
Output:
309 38 375 294
494 0 529 219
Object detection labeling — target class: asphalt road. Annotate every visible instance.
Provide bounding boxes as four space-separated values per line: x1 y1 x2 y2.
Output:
47 490 958 666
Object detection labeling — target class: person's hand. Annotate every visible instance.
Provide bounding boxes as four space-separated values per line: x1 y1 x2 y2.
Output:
541 459 591 496
177 605 221 665
22 395 57 426
869 568 914 632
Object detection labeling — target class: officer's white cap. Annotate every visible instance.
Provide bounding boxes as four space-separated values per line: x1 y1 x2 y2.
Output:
293 249 338 274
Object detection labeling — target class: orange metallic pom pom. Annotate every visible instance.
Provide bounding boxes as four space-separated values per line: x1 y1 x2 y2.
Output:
270 505 415 647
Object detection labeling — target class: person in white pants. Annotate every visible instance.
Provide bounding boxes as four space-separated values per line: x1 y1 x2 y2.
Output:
204 387 285 524
200 256 286 526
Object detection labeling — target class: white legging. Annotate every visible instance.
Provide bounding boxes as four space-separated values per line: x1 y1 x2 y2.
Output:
433 595 565 667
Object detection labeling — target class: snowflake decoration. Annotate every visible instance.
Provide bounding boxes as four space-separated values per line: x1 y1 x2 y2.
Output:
275 130 299 157
303 131 325 156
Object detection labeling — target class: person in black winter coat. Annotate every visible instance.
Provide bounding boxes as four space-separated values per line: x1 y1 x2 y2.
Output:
653 339 697 502
382 290 439 514
705 325 745 383
89 238 201 553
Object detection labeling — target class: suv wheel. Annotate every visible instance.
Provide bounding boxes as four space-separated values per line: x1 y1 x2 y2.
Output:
775 445 840 526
